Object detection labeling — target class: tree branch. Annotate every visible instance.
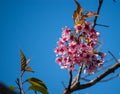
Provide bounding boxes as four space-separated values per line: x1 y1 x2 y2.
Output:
72 64 83 86
81 74 120 82
68 71 73 90
77 64 83 82
63 62 120 93
95 23 109 27
62 0 119 93
93 0 103 28
63 71 73 94
108 51 118 62
70 62 120 92
113 0 118 2
16 78 22 94
19 71 25 94
100 73 120 82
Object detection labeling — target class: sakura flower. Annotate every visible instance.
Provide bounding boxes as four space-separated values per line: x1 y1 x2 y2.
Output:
84 65 97 74
54 23 106 74
62 27 70 41
74 24 83 33
56 57 62 64
54 47 59 55
57 38 64 45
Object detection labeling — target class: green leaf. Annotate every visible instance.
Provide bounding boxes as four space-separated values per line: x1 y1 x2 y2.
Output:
29 85 49 94
26 77 49 94
9 86 15 90
20 50 27 71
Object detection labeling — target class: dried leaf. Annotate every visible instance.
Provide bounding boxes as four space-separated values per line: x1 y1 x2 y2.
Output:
85 38 90 43
25 67 34 72
84 11 98 18
73 0 83 23
20 50 27 71
73 0 98 26
75 12 98 26
75 17 85 26
93 50 103 56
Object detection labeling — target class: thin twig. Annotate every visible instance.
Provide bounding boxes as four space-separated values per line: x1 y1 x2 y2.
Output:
81 74 120 82
68 71 73 90
93 0 103 28
20 74 24 94
113 0 118 2
77 64 83 82
16 78 22 94
20 71 24 79
97 64 112 72
81 77 91 82
80 74 90 80
61 81 66 89
108 51 118 62
100 74 120 82
95 23 109 27
19 71 25 94
71 64 83 86
80 64 114 82
104 58 114 63
63 71 73 94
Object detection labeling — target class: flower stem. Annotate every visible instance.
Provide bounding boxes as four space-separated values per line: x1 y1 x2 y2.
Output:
19 71 25 94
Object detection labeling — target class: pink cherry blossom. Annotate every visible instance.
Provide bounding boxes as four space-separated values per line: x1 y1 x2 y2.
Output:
74 24 83 33
62 26 70 41
54 21 106 74
84 65 97 74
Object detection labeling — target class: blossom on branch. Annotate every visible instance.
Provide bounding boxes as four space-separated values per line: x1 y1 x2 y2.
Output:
54 22 106 74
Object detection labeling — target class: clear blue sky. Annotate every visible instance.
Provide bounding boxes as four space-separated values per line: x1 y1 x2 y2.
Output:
0 0 120 94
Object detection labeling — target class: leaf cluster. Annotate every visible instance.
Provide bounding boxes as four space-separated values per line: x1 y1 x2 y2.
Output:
10 50 49 94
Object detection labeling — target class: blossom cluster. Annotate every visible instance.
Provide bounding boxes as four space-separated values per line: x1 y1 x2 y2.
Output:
54 22 105 74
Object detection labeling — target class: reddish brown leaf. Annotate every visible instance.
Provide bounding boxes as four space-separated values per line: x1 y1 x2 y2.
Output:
20 50 27 71
73 0 83 23
25 67 34 72
73 0 98 26
84 11 98 18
